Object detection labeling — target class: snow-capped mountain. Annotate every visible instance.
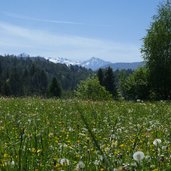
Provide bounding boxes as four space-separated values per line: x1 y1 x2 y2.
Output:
14 53 143 70
80 57 111 70
46 56 110 70
46 57 80 66
45 56 143 71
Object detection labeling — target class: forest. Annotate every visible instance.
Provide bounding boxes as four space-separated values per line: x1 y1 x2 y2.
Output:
0 54 134 99
0 55 92 97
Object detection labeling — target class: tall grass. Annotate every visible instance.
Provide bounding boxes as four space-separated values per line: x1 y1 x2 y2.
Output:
0 98 171 170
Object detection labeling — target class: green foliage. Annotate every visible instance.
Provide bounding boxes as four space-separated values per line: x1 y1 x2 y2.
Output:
141 0 171 99
104 67 117 98
121 67 150 100
48 77 62 97
1 98 171 170
97 67 117 98
75 77 112 100
0 55 92 97
97 68 104 86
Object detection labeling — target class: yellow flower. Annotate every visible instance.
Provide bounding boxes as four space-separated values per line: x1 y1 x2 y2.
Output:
120 144 125 148
37 149 41 153
4 153 9 158
152 169 159 171
31 148 36 153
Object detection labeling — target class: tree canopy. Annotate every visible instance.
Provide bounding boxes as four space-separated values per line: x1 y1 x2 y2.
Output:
142 0 171 99
0 55 92 97
97 67 117 98
48 77 62 98
75 77 112 100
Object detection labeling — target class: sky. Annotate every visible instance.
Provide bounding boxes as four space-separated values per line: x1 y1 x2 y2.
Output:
0 0 162 62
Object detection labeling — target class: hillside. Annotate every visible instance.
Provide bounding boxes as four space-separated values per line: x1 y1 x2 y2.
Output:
0 55 92 96
105 61 144 70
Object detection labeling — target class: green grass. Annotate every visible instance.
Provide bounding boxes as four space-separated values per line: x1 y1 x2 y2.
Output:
0 98 171 170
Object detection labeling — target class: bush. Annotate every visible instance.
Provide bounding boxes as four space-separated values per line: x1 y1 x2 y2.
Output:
121 67 150 100
75 77 112 100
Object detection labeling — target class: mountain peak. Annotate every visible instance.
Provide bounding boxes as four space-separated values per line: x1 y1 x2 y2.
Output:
81 57 111 70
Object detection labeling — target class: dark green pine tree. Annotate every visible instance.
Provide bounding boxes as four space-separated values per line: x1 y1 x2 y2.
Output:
97 68 104 86
48 77 62 98
1 80 10 96
39 70 48 95
8 68 23 96
104 67 117 98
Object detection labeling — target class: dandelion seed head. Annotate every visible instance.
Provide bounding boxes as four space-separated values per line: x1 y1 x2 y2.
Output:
133 151 145 162
76 161 85 170
153 139 162 146
59 158 70 166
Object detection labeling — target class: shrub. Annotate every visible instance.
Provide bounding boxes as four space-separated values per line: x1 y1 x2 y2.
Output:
75 77 112 100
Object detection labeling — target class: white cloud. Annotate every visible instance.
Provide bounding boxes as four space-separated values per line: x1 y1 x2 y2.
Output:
2 11 85 25
0 21 141 62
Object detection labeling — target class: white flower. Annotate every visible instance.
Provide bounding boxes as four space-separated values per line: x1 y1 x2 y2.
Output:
59 158 70 166
76 161 85 170
153 139 162 146
133 151 145 162
162 146 167 150
94 160 100 166
10 160 15 168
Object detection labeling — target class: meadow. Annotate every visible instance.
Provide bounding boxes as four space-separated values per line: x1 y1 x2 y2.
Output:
0 98 171 171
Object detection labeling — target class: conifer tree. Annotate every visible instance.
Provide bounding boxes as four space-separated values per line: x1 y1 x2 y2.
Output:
48 77 62 97
104 67 117 98
97 68 104 86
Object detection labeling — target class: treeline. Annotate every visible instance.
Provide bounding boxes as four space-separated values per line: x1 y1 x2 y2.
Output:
75 67 133 100
89 0 171 101
0 54 134 99
0 55 92 97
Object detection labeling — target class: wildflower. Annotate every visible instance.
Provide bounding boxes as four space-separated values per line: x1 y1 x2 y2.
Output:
153 139 162 146
152 169 159 171
4 153 9 158
76 161 85 170
59 158 70 166
11 161 15 166
119 144 125 148
133 151 145 162
159 155 164 162
48 132 54 138
94 160 100 166
31 148 36 153
162 146 167 150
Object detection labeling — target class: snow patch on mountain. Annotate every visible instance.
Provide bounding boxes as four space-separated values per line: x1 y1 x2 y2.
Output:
46 57 80 66
80 57 111 70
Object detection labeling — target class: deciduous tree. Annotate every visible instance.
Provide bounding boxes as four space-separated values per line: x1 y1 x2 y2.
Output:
142 0 171 99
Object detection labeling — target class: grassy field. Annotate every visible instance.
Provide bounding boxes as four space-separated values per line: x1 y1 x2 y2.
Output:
0 98 171 171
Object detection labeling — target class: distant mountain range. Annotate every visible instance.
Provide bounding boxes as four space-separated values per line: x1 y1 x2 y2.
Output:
104 62 144 71
45 56 144 71
16 54 144 71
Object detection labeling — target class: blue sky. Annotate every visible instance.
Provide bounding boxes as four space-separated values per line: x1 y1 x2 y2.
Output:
0 0 162 62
